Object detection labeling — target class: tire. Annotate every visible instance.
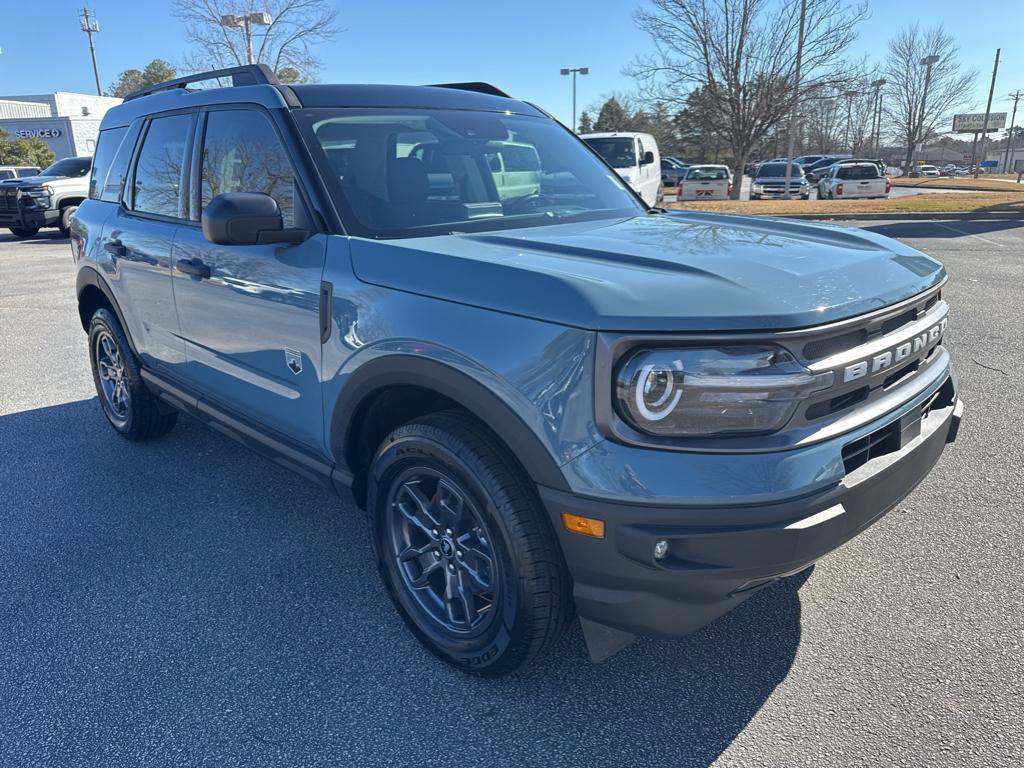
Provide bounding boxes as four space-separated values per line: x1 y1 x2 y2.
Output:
367 410 573 676
801 193 810 200
8 226 39 239
58 204 78 237
88 308 177 441
750 193 761 200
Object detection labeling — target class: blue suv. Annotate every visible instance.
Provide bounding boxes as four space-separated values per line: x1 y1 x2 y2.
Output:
72 65 962 675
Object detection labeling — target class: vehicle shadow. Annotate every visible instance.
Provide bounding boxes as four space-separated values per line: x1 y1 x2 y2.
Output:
0 231 68 245
0 398 805 767
863 216 1024 241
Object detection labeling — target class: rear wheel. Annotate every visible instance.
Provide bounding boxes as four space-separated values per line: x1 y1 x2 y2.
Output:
368 411 573 676
8 226 39 239
88 308 177 441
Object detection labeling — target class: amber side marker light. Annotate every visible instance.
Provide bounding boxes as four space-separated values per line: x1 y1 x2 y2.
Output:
561 512 605 539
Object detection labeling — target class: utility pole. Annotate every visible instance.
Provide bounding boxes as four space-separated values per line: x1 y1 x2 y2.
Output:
909 55 940 171
1003 90 1022 173
782 0 807 200
79 7 102 96
560 67 589 132
870 79 886 156
843 89 860 151
975 48 1000 179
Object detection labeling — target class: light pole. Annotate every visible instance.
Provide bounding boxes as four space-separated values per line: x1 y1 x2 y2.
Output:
843 90 860 151
911 55 940 170
870 78 886 156
974 48 1000 179
79 7 102 96
560 67 589 132
1003 90 1022 173
220 11 273 65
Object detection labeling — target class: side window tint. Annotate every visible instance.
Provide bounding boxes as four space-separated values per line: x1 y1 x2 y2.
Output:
88 126 127 200
200 110 295 227
133 114 191 218
104 123 140 203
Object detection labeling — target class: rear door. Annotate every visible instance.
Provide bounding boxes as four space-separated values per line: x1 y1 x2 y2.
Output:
170 106 328 452
103 112 194 369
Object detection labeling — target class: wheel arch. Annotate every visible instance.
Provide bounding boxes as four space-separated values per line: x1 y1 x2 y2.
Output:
331 355 571 507
76 266 139 356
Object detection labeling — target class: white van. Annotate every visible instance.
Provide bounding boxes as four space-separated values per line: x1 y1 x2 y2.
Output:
580 132 661 205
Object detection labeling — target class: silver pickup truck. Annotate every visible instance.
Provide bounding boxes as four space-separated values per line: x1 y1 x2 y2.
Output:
818 162 891 200
0 156 91 238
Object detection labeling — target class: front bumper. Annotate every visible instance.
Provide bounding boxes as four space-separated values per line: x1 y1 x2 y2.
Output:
0 201 57 230
541 376 962 641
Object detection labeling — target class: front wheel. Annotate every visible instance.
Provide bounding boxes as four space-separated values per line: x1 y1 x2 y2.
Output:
8 226 39 239
368 411 573 676
58 204 78 237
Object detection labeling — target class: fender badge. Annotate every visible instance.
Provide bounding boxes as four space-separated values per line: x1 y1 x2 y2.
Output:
285 348 302 375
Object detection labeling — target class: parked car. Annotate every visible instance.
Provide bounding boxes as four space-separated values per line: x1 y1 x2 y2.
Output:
802 155 853 183
676 164 732 199
909 164 941 178
750 161 810 199
660 158 686 188
808 158 886 184
581 131 662 205
0 165 41 180
72 65 962 676
794 154 828 168
818 162 891 199
0 156 90 238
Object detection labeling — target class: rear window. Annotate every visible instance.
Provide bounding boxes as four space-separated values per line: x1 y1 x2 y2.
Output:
88 127 128 200
41 157 91 178
686 166 729 180
836 165 881 180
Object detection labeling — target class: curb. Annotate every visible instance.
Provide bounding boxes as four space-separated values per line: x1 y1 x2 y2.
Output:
766 211 1023 221
891 183 1024 193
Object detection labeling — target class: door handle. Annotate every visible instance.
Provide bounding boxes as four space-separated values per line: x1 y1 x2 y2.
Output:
177 257 211 279
104 240 126 258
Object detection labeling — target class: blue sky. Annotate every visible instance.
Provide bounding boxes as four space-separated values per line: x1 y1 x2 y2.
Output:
1 0 1020 129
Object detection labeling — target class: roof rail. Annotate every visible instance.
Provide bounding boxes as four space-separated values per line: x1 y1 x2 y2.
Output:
124 64 280 102
427 82 511 98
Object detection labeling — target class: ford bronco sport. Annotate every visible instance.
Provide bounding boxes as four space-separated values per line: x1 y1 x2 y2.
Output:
72 65 962 675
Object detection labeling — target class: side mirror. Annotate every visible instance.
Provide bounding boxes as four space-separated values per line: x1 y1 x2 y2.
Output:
202 192 307 246
642 151 655 165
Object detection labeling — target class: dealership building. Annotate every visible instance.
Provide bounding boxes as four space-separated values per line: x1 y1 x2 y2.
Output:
0 92 123 160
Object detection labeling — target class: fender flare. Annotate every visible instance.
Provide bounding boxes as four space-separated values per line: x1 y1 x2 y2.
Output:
329 354 571 493
76 266 139 356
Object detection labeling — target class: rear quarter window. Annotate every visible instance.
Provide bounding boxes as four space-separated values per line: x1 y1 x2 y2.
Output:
88 126 128 200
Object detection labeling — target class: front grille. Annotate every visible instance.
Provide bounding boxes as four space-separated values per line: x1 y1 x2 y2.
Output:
804 328 868 361
0 192 18 211
842 421 901 473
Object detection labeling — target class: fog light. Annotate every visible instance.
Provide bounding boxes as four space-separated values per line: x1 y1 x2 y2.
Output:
653 540 669 560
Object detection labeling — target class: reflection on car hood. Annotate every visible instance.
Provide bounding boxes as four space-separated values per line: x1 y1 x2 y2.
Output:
350 211 945 332
0 174 70 186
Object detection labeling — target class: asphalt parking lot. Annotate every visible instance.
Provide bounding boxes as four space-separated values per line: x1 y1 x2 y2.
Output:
1 220 1022 767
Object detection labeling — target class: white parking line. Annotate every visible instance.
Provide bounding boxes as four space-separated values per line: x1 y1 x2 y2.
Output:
932 221 1005 248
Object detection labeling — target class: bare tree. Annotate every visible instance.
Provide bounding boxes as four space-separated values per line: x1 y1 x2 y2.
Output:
174 0 338 83
882 25 975 171
629 0 866 198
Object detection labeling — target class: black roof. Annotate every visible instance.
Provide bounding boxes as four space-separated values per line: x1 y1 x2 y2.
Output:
290 84 542 116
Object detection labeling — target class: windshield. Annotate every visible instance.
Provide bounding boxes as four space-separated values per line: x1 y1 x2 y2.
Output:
836 165 881 179
686 166 729 180
299 109 644 238
756 163 802 177
41 157 91 178
583 137 637 169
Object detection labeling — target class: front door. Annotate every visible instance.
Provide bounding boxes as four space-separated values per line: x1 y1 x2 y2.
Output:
171 107 328 453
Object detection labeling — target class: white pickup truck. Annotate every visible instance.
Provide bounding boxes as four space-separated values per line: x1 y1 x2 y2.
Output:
676 164 732 200
818 162 891 200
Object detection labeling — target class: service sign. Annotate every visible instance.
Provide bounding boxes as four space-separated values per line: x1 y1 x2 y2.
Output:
12 128 62 139
952 113 1007 133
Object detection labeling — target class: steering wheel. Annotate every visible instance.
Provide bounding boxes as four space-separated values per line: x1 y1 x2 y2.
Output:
504 192 555 214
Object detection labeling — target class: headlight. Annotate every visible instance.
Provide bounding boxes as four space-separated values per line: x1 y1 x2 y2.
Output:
751 183 763 192
615 346 833 437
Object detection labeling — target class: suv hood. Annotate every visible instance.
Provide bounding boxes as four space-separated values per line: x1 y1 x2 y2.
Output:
351 211 945 332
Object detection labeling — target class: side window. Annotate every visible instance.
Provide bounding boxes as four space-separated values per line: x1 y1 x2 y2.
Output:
200 109 295 227
104 123 141 203
88 126 127 200
133 114 191 218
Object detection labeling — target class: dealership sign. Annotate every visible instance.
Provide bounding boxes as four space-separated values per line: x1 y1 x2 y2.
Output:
951 112 1007 133
12 127 62 139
